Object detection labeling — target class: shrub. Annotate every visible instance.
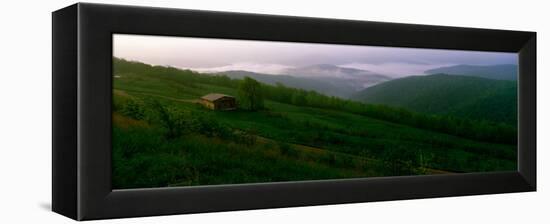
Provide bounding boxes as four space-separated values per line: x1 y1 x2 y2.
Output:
120 99 146 120
278 142 298 157
234 131 257 146
145 100 191 139
189 113 229 138
322 153 337 166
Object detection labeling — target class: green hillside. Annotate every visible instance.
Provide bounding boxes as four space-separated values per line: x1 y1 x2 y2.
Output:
425 64 517 80
214 70 357 98
352 74 517 125
112 58 517 189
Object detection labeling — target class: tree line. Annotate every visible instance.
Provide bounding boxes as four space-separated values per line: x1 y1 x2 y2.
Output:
260 83 516 145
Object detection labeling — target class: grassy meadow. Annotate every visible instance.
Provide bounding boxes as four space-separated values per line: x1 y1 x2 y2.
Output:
112 58 517 189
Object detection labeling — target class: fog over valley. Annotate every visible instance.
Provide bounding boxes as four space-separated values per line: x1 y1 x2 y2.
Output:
114 34 518 98
114 34 517 77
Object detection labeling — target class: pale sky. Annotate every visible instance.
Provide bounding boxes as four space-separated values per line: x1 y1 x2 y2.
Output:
113 34 518 77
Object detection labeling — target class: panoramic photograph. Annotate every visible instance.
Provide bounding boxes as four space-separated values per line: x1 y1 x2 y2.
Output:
112 34 518 189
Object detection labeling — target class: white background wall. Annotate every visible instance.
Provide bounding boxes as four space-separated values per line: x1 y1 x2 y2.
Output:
0 0 547 223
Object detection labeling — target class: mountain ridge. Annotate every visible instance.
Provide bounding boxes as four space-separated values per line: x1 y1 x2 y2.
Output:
351 74 517 124
284 64 392 88
424 64 517 80
206 64 392 98
211 70 356 98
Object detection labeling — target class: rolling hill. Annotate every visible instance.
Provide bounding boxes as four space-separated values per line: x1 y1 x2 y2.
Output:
111 58 516 188
284 64 391 89
212 70 358 98
208 64 392 98
424 64 517 80
351 74 517 124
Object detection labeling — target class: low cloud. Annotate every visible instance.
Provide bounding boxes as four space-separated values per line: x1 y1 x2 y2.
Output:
188 63 293 75
339 62 455 78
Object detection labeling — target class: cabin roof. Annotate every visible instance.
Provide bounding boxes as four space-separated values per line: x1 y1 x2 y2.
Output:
201 93 234 102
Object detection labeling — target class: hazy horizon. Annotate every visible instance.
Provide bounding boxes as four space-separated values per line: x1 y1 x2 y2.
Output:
113 34 518 78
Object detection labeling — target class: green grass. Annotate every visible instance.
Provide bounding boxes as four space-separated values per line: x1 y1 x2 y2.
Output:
113 126 379 188
112 58 517 189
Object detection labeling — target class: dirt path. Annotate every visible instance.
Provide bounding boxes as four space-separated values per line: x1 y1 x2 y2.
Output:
115 89 200 104
254 135 454 175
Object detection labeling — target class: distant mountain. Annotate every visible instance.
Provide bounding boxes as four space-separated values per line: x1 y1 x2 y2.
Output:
284 64 392 89
425 64 517 80
210 65 391 98
351 74 517 124
212 70 358 98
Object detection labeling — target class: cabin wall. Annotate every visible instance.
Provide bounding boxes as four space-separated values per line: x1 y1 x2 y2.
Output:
201 99 216 110
218 99 235 110
201 97 236 110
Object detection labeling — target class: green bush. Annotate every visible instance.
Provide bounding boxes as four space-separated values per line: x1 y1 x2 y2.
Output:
321 153 337 166
278 142 298 157
120 99 146 120
233 131 257 146
189 113 231 138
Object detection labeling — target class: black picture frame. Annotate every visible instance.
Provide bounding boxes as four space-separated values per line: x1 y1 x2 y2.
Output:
52 3 536 221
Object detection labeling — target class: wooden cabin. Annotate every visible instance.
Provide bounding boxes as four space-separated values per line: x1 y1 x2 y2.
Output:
200 93 237 111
